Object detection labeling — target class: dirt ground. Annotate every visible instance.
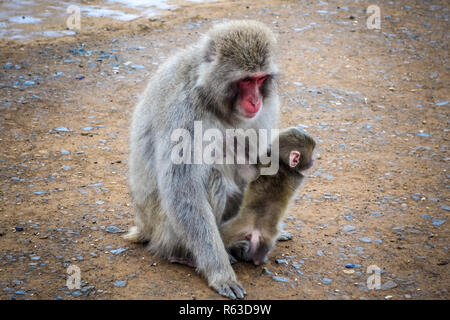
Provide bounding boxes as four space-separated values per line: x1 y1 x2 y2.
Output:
0 0 449 300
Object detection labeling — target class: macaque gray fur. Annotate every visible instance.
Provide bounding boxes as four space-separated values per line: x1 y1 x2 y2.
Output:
125 20 280 299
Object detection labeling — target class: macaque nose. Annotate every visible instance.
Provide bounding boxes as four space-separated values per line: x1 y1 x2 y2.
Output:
249 93 261 106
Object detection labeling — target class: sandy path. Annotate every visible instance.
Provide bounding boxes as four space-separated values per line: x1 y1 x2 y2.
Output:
0 0 448 300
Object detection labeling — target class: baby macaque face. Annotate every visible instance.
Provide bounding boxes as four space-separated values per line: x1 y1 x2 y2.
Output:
280 127 316 173
228 230 273 266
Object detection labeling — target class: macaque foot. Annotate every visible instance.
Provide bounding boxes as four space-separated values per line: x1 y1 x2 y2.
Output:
211 280 246 300
277 231 293 241
169 256 196 268
228 252 238 265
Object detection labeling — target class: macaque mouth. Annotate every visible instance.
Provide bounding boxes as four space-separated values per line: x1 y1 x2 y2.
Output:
239 73 268 118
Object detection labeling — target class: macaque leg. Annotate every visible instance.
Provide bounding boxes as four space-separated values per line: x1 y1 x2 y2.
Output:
169 256 197 268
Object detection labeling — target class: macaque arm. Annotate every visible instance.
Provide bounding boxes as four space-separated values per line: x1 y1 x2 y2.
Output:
157 159 245 299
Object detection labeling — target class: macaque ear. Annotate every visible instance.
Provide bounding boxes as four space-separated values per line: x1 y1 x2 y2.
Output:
289 151 301 167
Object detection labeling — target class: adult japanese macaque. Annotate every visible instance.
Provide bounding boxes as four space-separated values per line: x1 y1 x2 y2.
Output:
220 127 316 266
125 20 279 299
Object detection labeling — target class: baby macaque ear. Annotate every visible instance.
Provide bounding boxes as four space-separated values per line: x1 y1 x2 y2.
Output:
289 151 301 167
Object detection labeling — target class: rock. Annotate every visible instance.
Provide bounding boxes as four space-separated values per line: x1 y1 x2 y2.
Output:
272 276 290 282
81 285 95 293
343 269 354 274
110 248 126 255
131 64 145 70
432 219 445 226
114 280 127 287
72 290 82 297
105 226 125 233
275 259 288 264
15 226 24 232
416 133 430 137
381 280 397 290
75 75 85 80
262 267 272 275
322 278 332 284
342 225 356 232
437 259 449 266
60 150 70 155
278 231 293 241
359 237 372 243
53 127 71 132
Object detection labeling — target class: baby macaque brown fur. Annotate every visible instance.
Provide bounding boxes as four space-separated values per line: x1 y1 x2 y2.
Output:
220 127 316 265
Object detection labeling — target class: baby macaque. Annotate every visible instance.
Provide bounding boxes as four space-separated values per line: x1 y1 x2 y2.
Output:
220 127 316 266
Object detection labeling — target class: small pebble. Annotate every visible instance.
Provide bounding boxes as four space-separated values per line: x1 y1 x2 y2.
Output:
272 276 290 283
114 280 127 287
275 259 288 264
342 225 356 232
343 269 355 274
381 280 398 290
72 290 82 297
432 219 445 226
105 225 125 233
262 267 272 275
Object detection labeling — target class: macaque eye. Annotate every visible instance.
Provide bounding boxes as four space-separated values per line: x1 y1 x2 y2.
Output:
258 75 268 82
241 77 252 83
257 75 268 86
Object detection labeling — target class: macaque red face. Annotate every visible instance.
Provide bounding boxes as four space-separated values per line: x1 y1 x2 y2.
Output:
238 73 268 118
